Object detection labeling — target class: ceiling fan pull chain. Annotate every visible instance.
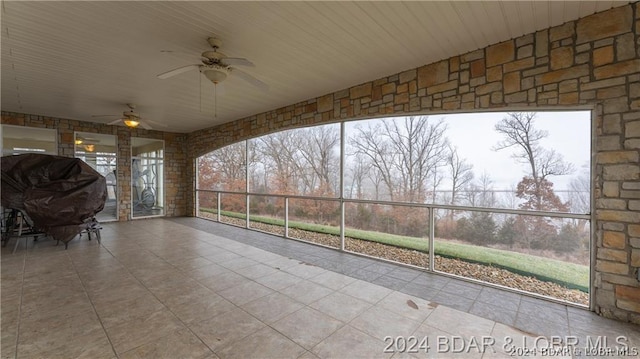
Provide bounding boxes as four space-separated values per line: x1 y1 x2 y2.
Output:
214 83 218 119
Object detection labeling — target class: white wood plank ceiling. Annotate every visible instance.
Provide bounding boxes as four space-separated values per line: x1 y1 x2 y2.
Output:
1 1 630 133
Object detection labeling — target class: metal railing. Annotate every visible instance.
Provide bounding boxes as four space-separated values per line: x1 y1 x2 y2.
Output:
195 188 592 307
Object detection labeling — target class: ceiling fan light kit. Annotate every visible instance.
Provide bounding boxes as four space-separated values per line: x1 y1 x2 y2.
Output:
201 65 228 84
123 119 140 128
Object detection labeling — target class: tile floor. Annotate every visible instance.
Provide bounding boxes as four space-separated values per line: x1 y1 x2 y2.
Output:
1 217 639 359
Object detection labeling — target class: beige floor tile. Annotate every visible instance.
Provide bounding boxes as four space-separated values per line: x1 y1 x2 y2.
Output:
243 250 284 263
18 330 115 359
395 329 487 359
82 272 141 294
309 271 357 291
183 263 231 280
189 308 266 351
218 257 259 271
143 271 200 293
199 271 252 292
130 264 179 283
88 281 151 308
283 262 327 279
350 306 422 341
1 308 19 336
21 272 84 296
423 305 495 338
0 292 21 314
203 250 243 263
254 270 303 290
272 307 345 350
171 256 215 271
20 291 92 315
241 292 304 324
94 292 167 328
311 325 391 359
218 281 274 306
169 294 236 323
0 311 18 358
297 351 321 359
309 291 371 322
490 322 543 357
20 276 85 303
19 299 96 328
279 280 334 305
156 283 217 308
106 309 185 355
339 279 394 304
216 326 306 359
376 291 437 323
233 262 280 279
17 311 107 357
119 328 213 359
262 256 302 270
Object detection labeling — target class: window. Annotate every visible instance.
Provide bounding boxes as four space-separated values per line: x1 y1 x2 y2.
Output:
1 125 57 156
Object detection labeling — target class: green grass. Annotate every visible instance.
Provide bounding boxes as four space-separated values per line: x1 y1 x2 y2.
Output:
199 208 589 292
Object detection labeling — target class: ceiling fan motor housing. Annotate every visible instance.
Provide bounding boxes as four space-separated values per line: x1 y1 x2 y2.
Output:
123 110 140 119
207 37 223 49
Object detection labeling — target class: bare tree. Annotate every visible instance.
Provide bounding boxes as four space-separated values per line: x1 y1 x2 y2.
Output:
347 154 371 199
298 126 340 195
494 112 573 210
568 164 590 214
447 145 474 206
256 131 304 194
349 116 449 202
199 141 247 191
462 172 495 208
494 112 573 181
349 122 396 199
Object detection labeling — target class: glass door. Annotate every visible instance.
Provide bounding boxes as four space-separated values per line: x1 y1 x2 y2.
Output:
131 138 164 218
74 132 118 221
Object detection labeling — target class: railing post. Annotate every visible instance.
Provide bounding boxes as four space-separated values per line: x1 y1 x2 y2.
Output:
284 197 289 239
216 192 221 222
428 208 435 272
246 194 250 229
339 122 345 251
340 202 345 251
245 140 250 229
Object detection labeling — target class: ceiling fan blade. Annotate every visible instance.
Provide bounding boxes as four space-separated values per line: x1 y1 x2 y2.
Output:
139 121 153 130
107 119 122 125
157 64 200 79
91 114 119 118
222 57 254 67
231 68 269 92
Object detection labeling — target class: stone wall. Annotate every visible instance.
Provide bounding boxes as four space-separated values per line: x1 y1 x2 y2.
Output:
0 112 190 220
188 3 640 322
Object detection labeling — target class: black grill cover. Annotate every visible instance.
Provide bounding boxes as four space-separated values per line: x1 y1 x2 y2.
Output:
1 154 107 244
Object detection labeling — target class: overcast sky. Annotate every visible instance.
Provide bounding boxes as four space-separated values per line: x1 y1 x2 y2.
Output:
438 111 591 190
344 110 591 191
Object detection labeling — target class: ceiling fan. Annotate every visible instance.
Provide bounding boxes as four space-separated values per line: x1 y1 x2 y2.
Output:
92 104 166 130
157 37 268 92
